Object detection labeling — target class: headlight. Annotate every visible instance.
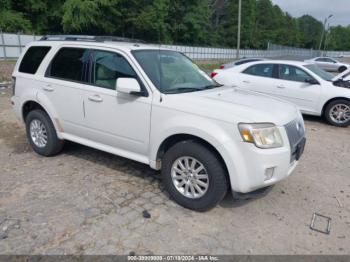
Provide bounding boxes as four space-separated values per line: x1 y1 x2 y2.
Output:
238 123 283 149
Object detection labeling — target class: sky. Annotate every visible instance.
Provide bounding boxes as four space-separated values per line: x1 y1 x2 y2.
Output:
271 0 350 26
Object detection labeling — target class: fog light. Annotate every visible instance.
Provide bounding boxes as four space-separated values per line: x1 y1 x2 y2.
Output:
264 167 275 181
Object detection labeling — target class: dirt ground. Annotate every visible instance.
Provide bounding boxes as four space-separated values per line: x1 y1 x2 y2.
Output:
0 85 349 255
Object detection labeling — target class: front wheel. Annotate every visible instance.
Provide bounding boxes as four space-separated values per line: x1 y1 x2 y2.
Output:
324 100 350 127
161 141 228 211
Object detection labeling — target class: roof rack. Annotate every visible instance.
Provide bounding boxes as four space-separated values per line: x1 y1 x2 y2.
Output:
39 35 146 44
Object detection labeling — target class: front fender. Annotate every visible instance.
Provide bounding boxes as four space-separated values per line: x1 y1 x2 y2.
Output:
150 111 241 162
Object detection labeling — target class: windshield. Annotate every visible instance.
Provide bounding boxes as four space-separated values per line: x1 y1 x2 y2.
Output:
132 50 218 94
304 64 334 81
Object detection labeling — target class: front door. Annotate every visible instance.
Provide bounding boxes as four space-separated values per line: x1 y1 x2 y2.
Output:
82 49 152 157
274 64 321 113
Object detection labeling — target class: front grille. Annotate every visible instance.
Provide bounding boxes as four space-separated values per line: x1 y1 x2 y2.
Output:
284 117 305 162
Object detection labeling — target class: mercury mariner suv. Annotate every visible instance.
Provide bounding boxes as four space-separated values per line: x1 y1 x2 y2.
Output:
11 35 306 211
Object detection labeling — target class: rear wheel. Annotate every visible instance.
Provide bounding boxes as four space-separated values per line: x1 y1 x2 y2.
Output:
161 140 228 211
25 109 64 156
338 66 347 73
324 99 350 127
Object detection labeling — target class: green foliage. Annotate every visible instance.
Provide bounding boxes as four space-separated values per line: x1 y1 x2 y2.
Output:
62 0 121 34
0 10 32 33
1 0 349 50
168 0 212 45
297 15 323 49
327 26 350 50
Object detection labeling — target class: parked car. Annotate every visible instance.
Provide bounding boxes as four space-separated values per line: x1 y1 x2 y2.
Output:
212 60 350 127
304 57 349 72
11 36 305 211
217 57 266 70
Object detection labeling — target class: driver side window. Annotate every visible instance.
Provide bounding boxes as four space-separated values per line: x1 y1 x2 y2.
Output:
91 50 137 90
278 65 311 83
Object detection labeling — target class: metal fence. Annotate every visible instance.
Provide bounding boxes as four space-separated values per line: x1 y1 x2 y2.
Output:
1 32 350 61
267 43 350 59
0 32 41 59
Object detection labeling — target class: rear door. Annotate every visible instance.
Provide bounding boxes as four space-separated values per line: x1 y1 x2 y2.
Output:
41 46 90 135
239 63 279 95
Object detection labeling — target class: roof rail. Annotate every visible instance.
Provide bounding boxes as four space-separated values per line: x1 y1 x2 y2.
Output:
40 35 146 43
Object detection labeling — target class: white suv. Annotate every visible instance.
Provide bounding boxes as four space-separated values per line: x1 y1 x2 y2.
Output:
11 36 306 211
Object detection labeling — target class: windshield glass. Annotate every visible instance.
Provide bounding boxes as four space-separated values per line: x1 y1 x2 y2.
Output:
132 50 218 94
304 64 334 81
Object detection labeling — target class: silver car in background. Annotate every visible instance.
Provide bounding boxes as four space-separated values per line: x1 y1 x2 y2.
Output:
304 57 349 72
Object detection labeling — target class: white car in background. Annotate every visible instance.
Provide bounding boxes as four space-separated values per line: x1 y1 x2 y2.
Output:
304 57 349 72
212 60 350 127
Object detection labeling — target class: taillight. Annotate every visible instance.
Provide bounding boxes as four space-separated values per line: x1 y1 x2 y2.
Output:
219 65 225 69
210 72 218 78
12 77 16 96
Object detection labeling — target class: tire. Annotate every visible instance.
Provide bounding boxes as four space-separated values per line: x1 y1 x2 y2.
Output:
338 66 347 73
25 109 64 156
161 140 228 211
324 99 350 127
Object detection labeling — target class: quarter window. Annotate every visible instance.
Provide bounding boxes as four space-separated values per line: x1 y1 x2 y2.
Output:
19 46 51 74
91 50 137 90
278 65 311 83
243 64 274 78
48 48 90 82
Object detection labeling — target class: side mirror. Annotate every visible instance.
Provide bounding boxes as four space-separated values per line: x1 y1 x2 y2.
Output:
116 78 141 95
305 78 319 85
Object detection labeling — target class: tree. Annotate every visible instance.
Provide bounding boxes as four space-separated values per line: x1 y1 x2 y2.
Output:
0 10 32 33
217 0 256 48
128 0 171 42
1 0 349 50
62 0 121 34
327 26 350 51
297 15 323 49
167 0 212 45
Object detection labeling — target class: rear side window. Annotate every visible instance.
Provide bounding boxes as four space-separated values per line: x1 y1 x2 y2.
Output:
48 47 90 82
19 46 51 74
243 64 274 78
235 59 259 66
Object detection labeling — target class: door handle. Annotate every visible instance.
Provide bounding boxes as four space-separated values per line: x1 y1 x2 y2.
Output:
43 85 54 92
243 80 250 84
277 85 286 89
88 94 103 102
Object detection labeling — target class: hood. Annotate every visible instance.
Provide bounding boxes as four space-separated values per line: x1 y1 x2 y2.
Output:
332 67 350 82
162 86 298 126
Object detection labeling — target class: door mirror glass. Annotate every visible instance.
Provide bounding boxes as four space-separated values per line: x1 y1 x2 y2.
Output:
305 77 319 85
116 78 141 94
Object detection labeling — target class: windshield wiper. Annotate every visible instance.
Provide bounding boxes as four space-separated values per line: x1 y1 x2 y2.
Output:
200 83 223 89
163 87 202 94
163 83 223 94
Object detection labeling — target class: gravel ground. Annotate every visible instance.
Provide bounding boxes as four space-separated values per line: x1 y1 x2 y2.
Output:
0 86 349 255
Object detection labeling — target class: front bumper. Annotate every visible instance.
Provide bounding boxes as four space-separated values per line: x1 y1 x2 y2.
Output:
217 126 304 194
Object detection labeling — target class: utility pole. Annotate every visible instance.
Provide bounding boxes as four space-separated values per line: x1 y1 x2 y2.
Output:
323 22 331 56
318 14 333 53
236 0 241 59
